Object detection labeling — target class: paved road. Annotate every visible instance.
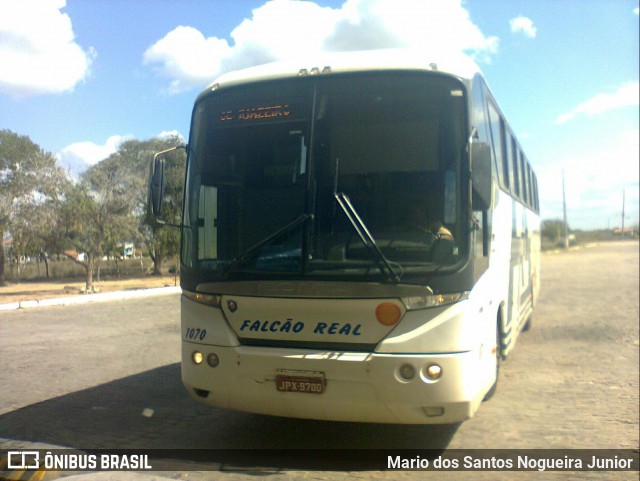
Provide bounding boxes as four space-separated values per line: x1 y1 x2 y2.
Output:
0 241 638 480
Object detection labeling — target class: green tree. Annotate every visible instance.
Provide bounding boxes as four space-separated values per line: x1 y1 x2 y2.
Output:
541 219 570 244
56 135 185 291
58 148 142 291
0 129 69 285
102 136 185 275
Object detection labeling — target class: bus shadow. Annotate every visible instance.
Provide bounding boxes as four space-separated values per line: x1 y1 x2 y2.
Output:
0 363 460 467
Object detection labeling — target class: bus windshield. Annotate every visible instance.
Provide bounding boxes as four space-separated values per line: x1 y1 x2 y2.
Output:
183 72 468 283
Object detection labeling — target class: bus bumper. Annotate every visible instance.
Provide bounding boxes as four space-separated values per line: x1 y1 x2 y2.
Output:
181 343 486 424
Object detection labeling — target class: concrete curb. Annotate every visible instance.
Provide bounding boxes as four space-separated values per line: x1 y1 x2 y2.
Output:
0 286 182 312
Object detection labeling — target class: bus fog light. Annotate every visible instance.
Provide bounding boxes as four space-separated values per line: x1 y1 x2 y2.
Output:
207 353 220 367
423 406 445 417
192 351 203 365
399 364 415 381
425 364 442 381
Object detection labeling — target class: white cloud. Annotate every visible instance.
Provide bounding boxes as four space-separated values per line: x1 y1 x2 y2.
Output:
554 82 640 125
158 130 185 142
0 0 95 96
57 135 129 179
509 16 537 38
326 0 499 57
144 0 499 93
143 25 232 94
228 0 339 67
634 7 639 15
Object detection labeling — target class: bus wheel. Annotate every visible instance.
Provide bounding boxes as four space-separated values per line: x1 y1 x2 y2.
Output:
483 322 501 402
522 315 533 332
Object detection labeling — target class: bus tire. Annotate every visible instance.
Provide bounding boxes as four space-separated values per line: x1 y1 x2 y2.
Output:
483 322 501 402
522 315 533 332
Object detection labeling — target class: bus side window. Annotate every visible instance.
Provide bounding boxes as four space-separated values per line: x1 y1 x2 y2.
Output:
511 137 520 198
487 100 508 191
518 151 528 203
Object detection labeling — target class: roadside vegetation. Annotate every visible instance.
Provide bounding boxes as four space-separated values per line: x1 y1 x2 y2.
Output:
1 129 185 291
2 257 178 284
541 219 638 250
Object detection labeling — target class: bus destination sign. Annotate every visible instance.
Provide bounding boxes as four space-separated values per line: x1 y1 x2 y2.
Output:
220 104 291 123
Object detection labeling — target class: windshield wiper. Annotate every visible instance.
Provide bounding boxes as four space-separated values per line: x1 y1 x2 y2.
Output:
221 213 313 277
335 192 402 283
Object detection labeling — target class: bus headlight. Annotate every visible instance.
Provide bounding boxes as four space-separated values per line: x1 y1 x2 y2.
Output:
402 291 469 310
183 290 221 307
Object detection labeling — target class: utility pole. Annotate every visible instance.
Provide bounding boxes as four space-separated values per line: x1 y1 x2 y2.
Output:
621 189 625 241
562 170 569 248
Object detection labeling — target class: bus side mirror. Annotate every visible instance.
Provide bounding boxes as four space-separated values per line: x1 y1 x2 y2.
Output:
149 153 165 221
148 144 187 228
471 141 492 211
471 140 492 256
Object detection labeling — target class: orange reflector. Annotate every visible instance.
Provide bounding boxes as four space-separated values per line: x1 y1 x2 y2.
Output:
375 302 402 326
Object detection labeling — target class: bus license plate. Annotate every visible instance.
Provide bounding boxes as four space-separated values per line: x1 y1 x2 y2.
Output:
276 374 325 394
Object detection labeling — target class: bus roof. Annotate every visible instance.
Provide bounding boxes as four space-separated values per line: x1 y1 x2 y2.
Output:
204 48 482 92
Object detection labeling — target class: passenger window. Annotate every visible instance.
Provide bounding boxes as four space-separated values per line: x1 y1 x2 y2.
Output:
511 137 520 198
487 101 507 190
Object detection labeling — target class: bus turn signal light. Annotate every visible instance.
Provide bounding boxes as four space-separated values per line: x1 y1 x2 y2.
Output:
375 302 402 326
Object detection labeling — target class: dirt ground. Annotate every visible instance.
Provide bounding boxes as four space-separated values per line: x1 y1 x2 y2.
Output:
0 275 178 304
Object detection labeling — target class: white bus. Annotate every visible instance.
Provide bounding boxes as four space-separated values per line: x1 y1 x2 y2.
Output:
150 49 540 424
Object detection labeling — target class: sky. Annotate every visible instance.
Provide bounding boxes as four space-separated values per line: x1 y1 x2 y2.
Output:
1 0 638 230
